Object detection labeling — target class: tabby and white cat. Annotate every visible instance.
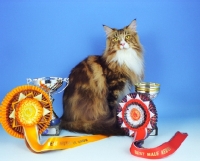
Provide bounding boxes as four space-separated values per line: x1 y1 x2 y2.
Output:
61 19 144 136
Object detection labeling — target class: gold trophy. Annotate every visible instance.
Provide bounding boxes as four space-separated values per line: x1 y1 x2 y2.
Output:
135 82 160 100
27 77 69 136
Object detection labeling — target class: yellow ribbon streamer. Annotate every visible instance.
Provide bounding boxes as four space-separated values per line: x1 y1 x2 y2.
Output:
24 126 107 153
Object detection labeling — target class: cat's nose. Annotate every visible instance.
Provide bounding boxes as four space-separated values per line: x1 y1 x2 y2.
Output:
120 42 125 46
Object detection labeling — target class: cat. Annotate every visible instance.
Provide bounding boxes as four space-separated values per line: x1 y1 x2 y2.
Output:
61 19 144 136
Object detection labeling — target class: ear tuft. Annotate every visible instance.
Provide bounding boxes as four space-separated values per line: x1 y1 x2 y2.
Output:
103 25 113 37
128 19 137 32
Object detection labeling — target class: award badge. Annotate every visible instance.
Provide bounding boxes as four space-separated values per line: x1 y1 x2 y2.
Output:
0 81 187 158
0 79 107 153
118 83 188 159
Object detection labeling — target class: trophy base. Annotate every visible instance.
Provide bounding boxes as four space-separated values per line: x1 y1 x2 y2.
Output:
150 126 158 136
41 111 61 136
42 124 61 136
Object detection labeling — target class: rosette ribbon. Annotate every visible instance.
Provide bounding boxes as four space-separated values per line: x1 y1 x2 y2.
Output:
0 85 188 157
0 85 107 153
117 93 188 159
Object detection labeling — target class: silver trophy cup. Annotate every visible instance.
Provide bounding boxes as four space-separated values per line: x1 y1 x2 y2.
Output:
27 77 69 136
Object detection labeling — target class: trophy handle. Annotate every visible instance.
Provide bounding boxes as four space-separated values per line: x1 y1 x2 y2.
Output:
56 78 69 94
26 77 69 95
27 78 33 84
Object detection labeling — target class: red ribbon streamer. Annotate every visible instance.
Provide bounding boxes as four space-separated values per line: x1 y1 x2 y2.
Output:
130 131 188 159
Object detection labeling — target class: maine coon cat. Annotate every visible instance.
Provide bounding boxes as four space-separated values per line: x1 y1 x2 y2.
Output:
61 19 144 136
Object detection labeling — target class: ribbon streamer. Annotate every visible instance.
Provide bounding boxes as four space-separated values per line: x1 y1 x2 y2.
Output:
130 131 188 159
24 126 107 153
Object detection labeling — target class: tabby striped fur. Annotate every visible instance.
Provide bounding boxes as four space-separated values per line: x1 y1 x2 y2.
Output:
61 19 144 135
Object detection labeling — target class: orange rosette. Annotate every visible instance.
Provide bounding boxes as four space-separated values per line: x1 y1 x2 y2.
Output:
0 85 107 153
0 85 52 138
16 98 43 126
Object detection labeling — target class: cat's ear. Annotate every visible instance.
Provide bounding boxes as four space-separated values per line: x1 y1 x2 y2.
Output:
128 19 137 32
103 25 113 37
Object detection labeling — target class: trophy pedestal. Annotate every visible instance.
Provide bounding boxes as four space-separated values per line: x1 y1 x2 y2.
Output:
42 111 61 136
150 125 158 136
42 124 61 136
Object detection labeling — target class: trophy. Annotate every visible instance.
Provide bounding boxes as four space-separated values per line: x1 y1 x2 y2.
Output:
27 77 69 136
135 82 160 135
135 82 160 100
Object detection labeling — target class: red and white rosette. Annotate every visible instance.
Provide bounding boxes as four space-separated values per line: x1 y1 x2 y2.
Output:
117 93 188 159
117 93 157 141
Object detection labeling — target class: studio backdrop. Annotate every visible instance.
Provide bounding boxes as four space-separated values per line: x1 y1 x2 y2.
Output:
0 0 200 119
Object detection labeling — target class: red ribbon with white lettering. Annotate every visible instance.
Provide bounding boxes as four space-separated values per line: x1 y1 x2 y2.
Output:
117 93 188 159
130 131 188 159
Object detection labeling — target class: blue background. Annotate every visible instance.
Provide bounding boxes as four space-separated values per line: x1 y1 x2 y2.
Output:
0 0 200 119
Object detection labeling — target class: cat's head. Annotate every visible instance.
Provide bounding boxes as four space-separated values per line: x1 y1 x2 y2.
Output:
103 19 142 53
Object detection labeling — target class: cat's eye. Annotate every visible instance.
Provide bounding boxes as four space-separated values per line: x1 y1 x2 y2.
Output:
125 35 130 40
112 37 118 42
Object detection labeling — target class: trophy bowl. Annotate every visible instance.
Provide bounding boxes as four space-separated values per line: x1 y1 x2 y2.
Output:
27 77 69 96
27 77 69 136
135 82 160 100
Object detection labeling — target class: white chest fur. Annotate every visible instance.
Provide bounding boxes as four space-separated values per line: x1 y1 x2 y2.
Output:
110 48 143 76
